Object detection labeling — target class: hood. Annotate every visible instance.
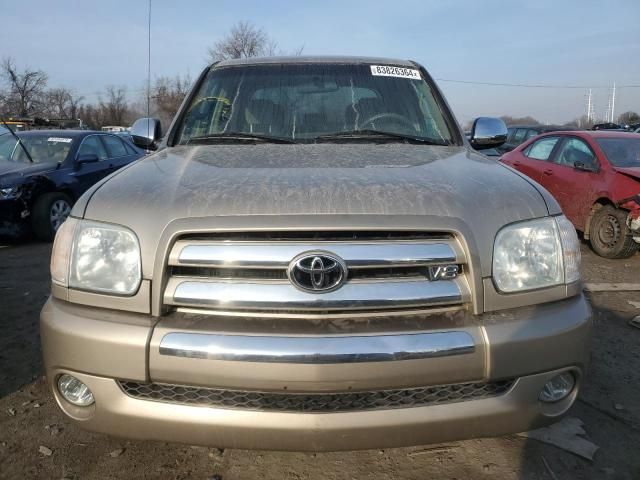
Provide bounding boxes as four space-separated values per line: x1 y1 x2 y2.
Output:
0 161 58 187
81 144 551 278
615 167 640 182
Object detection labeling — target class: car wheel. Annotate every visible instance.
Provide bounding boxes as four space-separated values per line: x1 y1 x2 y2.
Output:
589 205 639 259
31 192 73 241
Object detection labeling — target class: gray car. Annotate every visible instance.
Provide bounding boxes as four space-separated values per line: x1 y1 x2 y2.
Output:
41 56 591 451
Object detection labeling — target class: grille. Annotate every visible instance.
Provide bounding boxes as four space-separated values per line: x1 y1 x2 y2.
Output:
163 231 469 313
118 379 514 413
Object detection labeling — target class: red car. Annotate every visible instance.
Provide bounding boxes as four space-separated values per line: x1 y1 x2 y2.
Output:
501 131 640 258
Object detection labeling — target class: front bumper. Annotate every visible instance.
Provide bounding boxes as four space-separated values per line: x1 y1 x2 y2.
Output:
41 295 592 451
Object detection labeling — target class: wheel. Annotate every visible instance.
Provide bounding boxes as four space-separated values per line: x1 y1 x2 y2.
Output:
31 192 73 241
589 205 639 259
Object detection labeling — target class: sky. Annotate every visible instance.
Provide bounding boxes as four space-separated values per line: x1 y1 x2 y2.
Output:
1 0 639 125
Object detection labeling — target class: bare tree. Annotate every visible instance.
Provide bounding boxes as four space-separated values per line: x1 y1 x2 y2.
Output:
207 21 278 62
617 111 640 126
98 86 130 126
76 104 100 129
43 88 84 118
499 115 541 127
152 74 192 126
1 57 48 117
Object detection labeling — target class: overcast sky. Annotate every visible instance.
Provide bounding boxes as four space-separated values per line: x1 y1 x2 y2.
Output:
2 0 639 124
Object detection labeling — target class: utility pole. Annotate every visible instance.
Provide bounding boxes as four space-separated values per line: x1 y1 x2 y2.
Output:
605 83 617 123
611 82 616 123
586 89 595 124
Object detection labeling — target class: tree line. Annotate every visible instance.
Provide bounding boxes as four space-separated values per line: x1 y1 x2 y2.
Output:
498 112 640 129
0 56 191 130
0 22 300 130
1 22 637 131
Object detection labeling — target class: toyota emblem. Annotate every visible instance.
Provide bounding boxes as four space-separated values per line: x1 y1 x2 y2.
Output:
288 252 348 293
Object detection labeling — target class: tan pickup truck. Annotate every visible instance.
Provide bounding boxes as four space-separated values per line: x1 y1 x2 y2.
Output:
41 56 591 451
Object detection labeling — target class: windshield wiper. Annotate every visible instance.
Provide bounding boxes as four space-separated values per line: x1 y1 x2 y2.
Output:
314 129 450 146
186 132 296 145
1 119 33 162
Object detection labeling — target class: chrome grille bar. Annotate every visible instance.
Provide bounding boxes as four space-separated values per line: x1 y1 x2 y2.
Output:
158 331 475 363
164 278 466 311
170 241 458 269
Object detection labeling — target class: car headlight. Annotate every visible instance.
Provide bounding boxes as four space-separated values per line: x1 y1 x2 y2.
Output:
51 217 141 295
493 215 580 293
0 186 21 199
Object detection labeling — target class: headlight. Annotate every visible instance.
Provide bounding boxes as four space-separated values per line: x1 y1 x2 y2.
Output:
51 218 141 295
0 186 21 199
51 217 78 286
493 215 580 293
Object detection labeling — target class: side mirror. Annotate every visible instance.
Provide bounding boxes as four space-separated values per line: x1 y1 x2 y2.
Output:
76 153 99 165
469 117 508 150
130 118 162 150
574 161 596 172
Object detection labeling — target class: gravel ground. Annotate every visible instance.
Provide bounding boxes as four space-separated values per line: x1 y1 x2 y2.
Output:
0 241 638 480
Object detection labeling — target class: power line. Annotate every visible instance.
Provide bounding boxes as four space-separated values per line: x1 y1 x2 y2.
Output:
435 78 640 89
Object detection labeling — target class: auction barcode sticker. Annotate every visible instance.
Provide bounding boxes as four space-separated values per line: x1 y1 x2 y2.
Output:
47 137 72 143
370 65 421 80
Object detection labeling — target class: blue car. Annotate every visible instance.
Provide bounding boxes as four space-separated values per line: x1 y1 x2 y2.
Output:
0 130 144 240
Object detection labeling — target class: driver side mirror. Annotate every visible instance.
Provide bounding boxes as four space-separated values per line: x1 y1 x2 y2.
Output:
130 118 162 150
469 117 508 150
574 161 597 172
76 153 99 166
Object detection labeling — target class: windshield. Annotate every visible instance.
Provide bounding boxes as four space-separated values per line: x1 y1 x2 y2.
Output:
175 63 455 144
0 134 74 164
596 137 640 168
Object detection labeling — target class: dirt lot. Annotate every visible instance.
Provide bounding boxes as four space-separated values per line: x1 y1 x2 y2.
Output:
0 241 639 479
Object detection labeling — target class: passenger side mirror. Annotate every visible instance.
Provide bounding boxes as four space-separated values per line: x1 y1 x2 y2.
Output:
130 118 162 150
76 153 99 165
469 117 508 150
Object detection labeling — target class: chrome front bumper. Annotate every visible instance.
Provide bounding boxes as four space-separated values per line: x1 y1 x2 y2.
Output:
158 331 475 363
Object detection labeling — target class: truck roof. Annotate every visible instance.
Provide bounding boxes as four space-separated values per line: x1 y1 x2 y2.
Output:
215 55 416 68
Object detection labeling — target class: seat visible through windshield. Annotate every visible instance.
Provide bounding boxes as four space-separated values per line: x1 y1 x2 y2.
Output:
175 63 454 144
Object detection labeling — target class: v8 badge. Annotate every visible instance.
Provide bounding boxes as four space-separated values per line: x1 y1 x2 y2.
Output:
429 264 459 281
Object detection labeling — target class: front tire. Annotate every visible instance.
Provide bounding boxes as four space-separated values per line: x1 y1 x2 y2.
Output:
31 192 73 241
589 205 638 259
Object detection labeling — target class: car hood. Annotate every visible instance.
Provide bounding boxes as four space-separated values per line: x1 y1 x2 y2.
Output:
0 161 58 187
614 167 640 182
81 144 551 278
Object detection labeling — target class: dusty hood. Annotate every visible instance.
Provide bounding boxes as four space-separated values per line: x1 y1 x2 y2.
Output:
80 144 551 277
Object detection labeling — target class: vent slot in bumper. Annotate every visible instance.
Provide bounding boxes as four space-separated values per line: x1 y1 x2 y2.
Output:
118 379 515 412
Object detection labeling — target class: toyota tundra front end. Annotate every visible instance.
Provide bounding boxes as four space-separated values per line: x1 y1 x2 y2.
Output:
41 56 591 451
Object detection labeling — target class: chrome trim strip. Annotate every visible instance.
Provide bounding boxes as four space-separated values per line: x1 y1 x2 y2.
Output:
171 242 457 269
165 278 465 311
159 331 475 363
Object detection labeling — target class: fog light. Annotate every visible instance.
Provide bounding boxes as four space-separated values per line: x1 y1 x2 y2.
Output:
539 372 575 403
57 374 95 406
